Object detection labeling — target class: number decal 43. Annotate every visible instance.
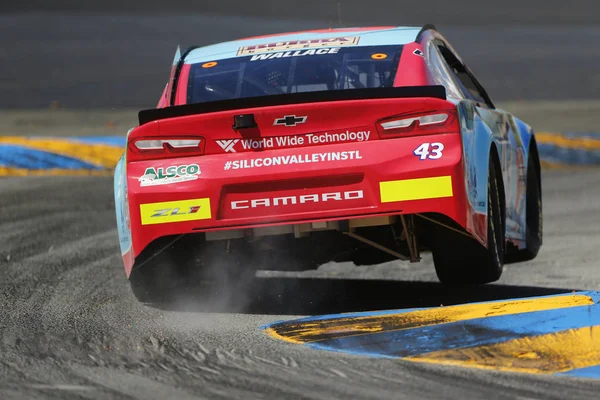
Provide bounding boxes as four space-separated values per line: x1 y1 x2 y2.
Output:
413 142 444 160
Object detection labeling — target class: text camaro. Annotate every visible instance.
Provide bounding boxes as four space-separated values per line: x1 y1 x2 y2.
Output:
114 25 542 302
231 190 365 209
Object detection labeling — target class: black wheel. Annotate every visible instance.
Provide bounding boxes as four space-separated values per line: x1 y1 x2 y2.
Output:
128 236 191 303
128 234 256 304
506 149 543 262
431 154 505 284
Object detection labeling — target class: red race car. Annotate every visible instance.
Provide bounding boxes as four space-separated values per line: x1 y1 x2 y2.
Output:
114 25 542 302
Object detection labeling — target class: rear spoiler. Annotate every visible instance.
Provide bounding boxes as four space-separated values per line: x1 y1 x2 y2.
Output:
138 85 447 125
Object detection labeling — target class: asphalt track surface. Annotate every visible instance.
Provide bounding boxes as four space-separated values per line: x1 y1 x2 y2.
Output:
2 169 600 399
2 3 600 399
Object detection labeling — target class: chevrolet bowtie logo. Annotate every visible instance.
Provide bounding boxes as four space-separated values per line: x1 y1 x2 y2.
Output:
273 115 307 127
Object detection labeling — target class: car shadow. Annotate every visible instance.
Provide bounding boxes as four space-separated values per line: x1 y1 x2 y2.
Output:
147 274 576 316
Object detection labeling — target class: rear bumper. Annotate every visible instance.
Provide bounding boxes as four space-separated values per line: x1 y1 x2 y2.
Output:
126 133 467 269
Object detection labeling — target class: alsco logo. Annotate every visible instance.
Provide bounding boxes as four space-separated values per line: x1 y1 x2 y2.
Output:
138 164 200 187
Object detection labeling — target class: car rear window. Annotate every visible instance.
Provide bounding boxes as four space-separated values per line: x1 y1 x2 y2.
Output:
186 45 403 104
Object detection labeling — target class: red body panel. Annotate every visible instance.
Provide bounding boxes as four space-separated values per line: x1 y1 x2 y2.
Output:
394 43 427 87
126 129 466 275
174 64 190 106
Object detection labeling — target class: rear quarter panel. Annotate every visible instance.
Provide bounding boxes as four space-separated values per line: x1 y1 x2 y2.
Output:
114 153 134 274
458 100 530 248
457 100 492 245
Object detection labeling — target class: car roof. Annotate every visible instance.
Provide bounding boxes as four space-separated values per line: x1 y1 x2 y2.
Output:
184 26 423 64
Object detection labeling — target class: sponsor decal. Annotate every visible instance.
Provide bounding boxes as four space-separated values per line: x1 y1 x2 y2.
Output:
250 47 340 61
223 150 362 170
140 198 212 225
274 115 307 127
138 164 201 186
305 130 370 145
371 53 388 60
150 206 202 217
237 37 360 56
216 139 239 153
231 190 364 210
216 130 371 152
413 49 424 57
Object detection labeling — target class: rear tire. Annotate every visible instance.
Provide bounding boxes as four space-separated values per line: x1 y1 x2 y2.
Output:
128 235 256 304
506 149 542 262
128 236 189 303
431 154 505 284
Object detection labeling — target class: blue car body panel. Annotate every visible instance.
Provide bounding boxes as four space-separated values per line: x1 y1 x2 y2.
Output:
114 154 132 257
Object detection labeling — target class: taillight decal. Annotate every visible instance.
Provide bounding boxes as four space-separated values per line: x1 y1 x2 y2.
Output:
127 136 205 162
134 139 202 150
381 113 449 130
376 109 458 137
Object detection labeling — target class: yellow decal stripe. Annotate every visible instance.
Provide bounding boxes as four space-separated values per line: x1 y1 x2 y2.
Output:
140 198 212 225
379 176 453 203
408 325 600 375
265 294 594 344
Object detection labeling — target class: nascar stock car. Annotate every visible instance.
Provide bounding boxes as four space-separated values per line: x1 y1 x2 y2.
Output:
114 25 542 302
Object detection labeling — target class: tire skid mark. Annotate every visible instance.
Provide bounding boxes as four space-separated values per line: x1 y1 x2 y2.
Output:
72 366 206 400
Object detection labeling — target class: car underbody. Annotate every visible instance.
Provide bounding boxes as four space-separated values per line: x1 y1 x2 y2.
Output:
134 211 472 274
